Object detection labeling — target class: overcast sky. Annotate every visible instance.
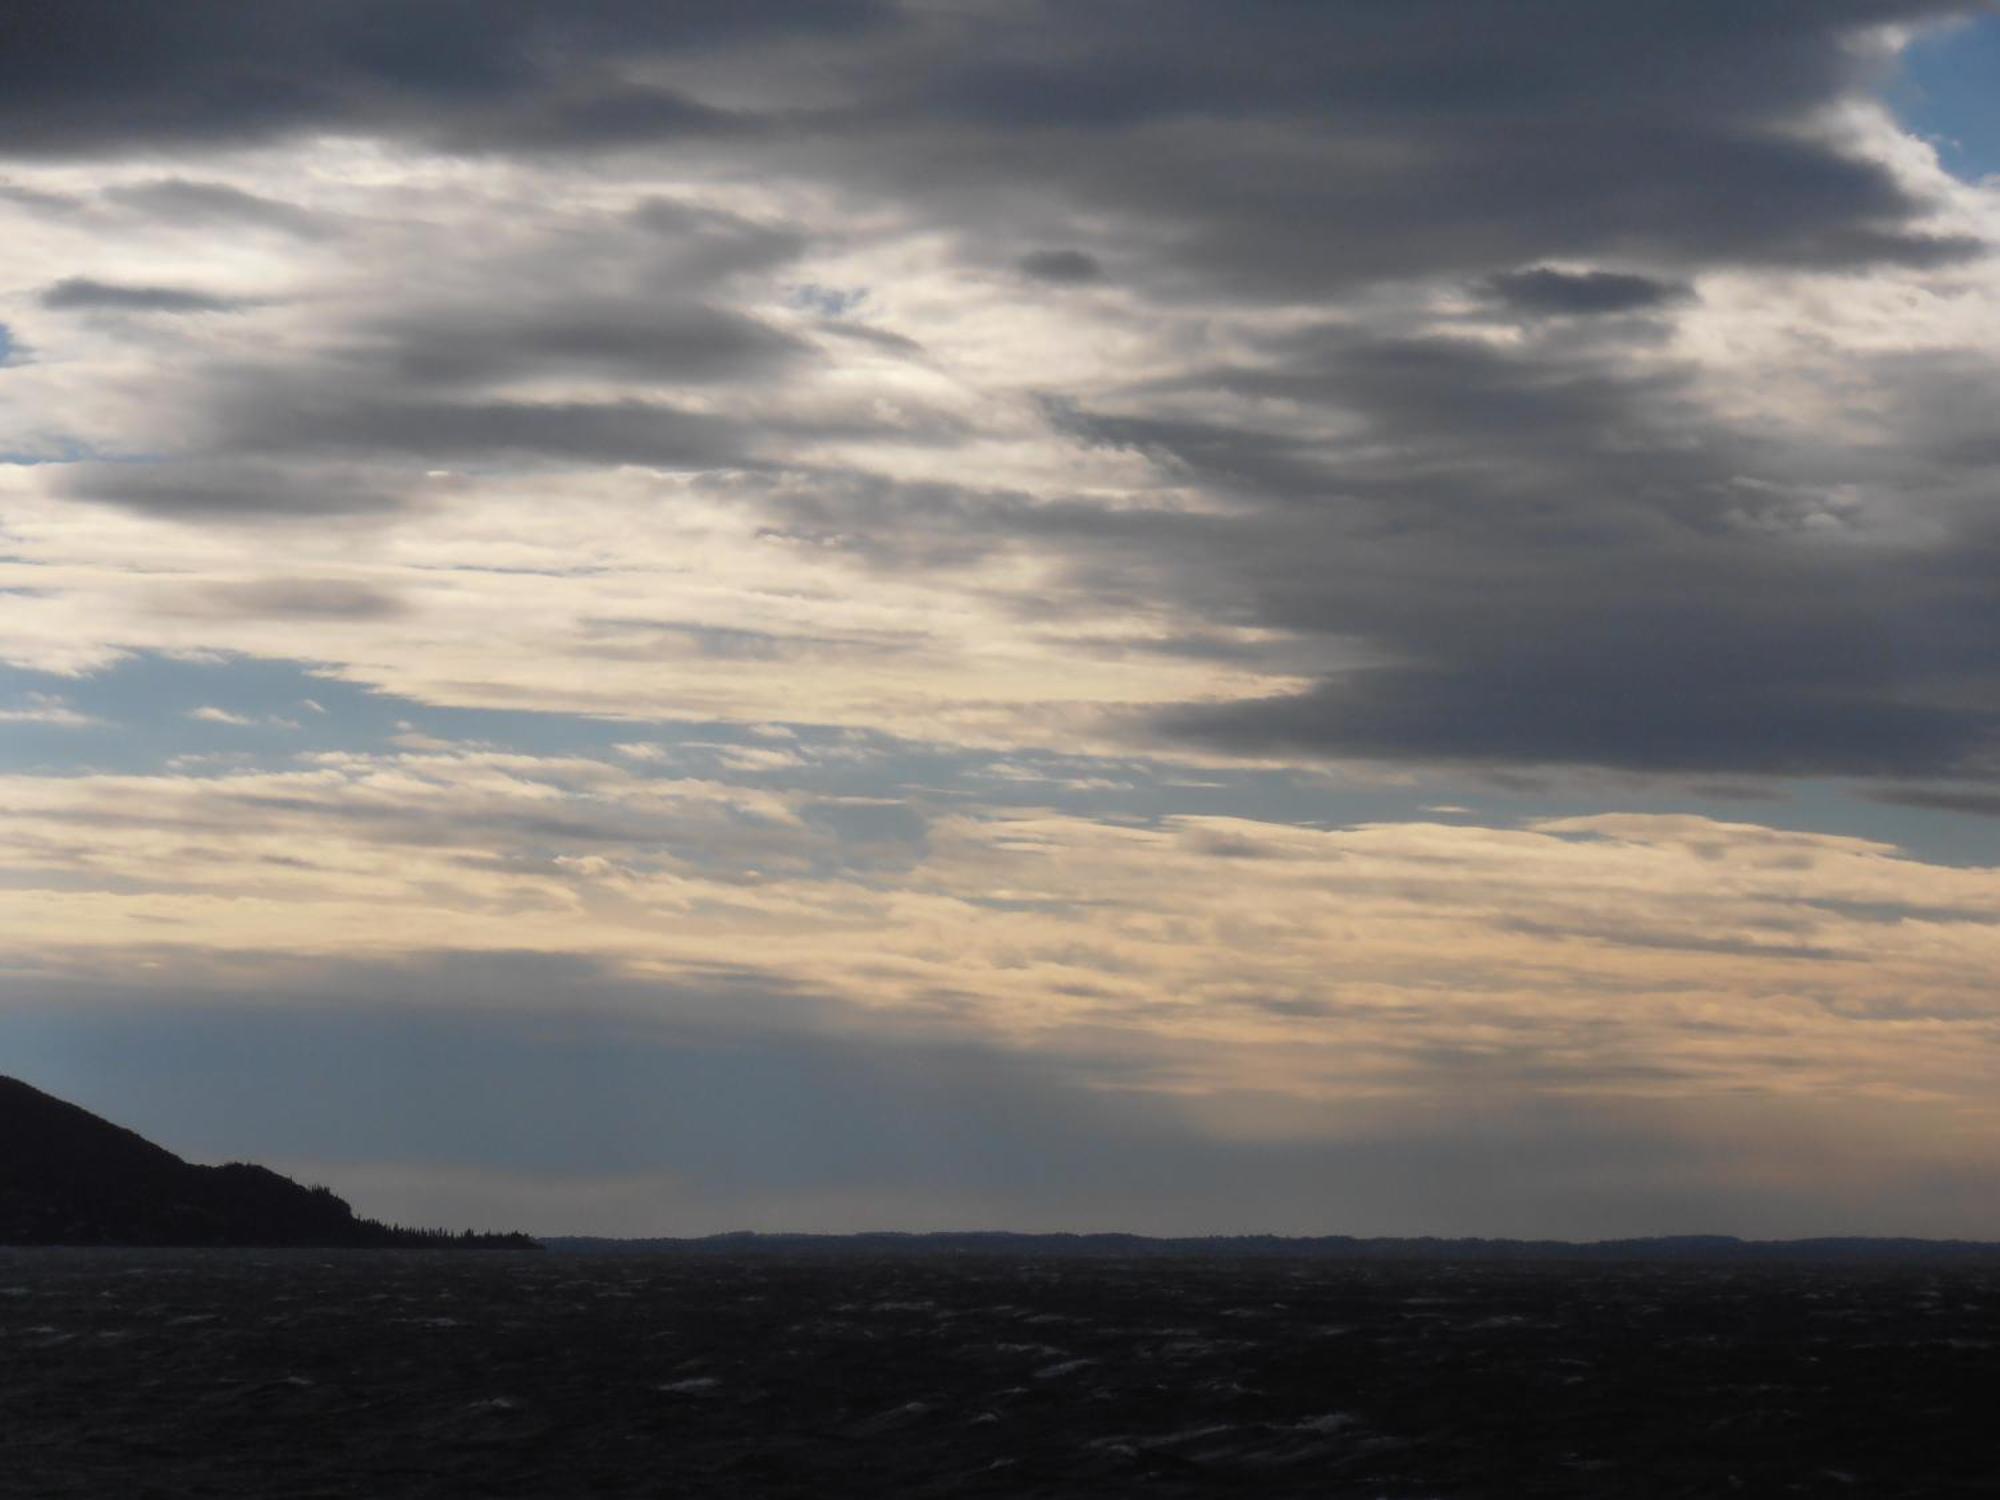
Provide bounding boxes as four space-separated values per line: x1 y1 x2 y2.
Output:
4 1 2000 1239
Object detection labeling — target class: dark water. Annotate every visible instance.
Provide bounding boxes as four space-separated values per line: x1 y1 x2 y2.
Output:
2 1248 1992 1497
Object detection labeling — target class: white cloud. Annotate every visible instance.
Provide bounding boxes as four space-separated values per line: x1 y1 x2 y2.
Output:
0 692 101 727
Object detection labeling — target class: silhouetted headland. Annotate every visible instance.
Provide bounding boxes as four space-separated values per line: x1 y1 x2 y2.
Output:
0 1076 534 1248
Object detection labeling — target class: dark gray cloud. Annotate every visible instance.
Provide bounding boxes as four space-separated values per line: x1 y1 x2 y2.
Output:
1485 267 1691 317
776 320 2000 781
1017 248 1103 284
0 0 891 156
40 276 248 313
187 578 411 621
1873 786 2000 818
105 178 328 236
1158 668 1996 779
1102 332 2000 776
220 388 747 469
1046 402 1345 506
0 181 84 212
2 1 1977 296
35 192 906 521
377 302 807 388
431 83 753 154
60 460 410 520
628 199 810 279
808 0 1981 296
12 0 2000 782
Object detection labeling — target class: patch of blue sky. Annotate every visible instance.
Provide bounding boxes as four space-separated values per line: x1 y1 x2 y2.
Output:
0 650 1424 826
1891 12 2000 181
1758 779 2000 870
785 282 869 317
3 440 174 466
0 436 121 466
4 650 1991 868
0 651 833 775
0 653 408 774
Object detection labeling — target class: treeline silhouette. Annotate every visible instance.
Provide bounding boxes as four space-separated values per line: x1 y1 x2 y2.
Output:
1 1076 534 1249
363 1221 542 1249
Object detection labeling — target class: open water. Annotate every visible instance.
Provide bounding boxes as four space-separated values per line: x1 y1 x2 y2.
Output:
2 1248 1993 1496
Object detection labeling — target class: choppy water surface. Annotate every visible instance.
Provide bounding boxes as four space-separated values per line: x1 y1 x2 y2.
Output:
3 1249 1993 1496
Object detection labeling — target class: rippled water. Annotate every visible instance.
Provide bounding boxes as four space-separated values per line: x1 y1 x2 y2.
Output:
3 1248 1993 1496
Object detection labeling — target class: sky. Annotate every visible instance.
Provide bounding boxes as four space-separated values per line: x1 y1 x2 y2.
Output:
3 1 2000 1240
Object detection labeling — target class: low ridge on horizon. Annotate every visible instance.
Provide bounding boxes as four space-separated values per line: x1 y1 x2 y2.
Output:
539 1228 2000 1264
10 1075 1997 1262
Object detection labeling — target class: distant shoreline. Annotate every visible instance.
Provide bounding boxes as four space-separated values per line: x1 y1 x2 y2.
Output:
533 1230 2000 1265
10 1073 1993 1260
14 1231 2000 1263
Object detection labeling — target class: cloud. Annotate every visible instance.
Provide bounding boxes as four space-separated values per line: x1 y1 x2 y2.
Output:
1047 319 2000 779
374 301 808 389
40 277 248 314
223 391 749 468
187 705 256 725
8 1 2000 1236
1155 664 1997 778
628 198 810 280
58 461 411 521
0 3 1978 291
0 33 1999 764
0 0 892 157
2 3 1993 778
1873 784 2000 818
104 177 328 236
820 0 1985 297
5 746 2000 1069
1485 267 1691 316
1017 248 1104 284
15 966 1998 1238
182 579 410 621
0 692 102 727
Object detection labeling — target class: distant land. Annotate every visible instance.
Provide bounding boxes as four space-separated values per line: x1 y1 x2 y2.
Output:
10 1074 1997 1261
0 1076 533 1248
542 1230 2000 1265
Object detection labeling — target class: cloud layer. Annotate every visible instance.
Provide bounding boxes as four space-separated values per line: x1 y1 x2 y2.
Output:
6 745 2000 1218
3 2 1998 778
4 2 2000 1232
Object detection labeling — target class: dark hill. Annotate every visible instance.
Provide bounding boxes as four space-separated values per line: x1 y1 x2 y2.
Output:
0 1076 533 1248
